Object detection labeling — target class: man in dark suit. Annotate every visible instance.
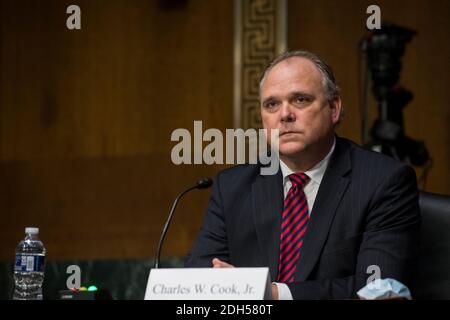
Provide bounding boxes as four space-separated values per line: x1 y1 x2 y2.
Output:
185 50 421 299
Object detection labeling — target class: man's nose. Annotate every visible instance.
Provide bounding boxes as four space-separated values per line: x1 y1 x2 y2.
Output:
280 102 296 122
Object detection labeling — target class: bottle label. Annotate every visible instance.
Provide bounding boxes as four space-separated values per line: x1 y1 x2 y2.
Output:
14 254 45 272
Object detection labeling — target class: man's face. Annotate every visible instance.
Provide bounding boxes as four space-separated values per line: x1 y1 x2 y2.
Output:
260 57 341 158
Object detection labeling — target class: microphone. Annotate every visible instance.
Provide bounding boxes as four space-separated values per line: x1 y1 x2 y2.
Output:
153 177 213 269
196 178 213 189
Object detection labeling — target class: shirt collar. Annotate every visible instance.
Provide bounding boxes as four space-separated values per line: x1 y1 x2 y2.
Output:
280 138 336 186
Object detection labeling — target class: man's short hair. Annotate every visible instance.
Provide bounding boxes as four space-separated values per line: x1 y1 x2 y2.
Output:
259 50 341 102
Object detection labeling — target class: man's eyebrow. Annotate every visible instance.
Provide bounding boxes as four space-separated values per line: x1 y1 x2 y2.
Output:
261 91 316 105
261 96 277 105
289 91 315 98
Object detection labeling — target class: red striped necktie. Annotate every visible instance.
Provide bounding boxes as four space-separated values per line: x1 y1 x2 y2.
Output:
277 172 310 283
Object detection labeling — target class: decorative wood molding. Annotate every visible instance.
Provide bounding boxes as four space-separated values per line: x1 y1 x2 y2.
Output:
234 0 287 129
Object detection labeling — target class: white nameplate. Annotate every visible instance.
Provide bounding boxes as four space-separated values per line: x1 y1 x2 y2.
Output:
144 268 272 300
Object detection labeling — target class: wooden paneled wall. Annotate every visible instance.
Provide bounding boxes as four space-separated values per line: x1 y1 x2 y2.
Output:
0 0 233 260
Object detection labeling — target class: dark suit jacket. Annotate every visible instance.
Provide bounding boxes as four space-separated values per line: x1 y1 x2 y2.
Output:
185 137 421 299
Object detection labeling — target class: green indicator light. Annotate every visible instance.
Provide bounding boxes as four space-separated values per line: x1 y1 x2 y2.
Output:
88 285 98 291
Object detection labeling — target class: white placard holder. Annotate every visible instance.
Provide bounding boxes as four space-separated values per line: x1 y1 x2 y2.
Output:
144 268 272 300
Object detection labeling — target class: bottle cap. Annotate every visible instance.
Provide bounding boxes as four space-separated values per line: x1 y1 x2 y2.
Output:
25 227 39 234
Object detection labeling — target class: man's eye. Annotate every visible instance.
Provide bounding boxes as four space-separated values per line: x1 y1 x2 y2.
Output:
264 101 278 109
295 96 308 103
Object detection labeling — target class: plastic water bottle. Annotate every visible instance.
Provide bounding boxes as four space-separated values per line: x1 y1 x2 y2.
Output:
13 227 46 300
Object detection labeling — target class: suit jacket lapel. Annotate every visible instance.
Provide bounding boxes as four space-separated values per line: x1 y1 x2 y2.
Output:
252 168 284 282
295 137 352 281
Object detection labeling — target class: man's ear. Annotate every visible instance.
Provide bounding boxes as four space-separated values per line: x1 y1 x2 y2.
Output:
330 96 343 124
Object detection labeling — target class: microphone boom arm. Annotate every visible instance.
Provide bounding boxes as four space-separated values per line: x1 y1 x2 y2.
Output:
153 178 212 269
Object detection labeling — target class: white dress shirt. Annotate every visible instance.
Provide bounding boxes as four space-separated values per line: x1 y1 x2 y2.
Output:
275 139 336 300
